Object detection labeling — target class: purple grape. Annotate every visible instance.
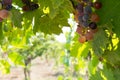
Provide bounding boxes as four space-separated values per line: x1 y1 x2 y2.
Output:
78 15 83 22
76 3 83 13
84 5 92 14
82 14 89 21
6 4 12 10
82 21 89 27
30 3 39 10
89 22 97 29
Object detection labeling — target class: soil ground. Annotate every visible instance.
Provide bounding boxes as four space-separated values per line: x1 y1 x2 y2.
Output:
0 57 64 80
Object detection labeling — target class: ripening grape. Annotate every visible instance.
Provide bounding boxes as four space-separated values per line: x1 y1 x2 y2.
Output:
79 35 86 43
2 0 12 5
22 5 30 11
93 1 102 9
74 10 79 22
82 21 89 27
78 15 83 22
89 22 97 29
85 31 93 40
84 5 92 14
76 25 83 34
82 14 89 21
74 1 101 43
90 13 99 22
0 9 9 19
76 3 83 13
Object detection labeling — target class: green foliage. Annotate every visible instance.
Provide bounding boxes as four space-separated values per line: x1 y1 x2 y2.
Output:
0 0 120 80
96 0 120 37
11 8 22 28
8 52 24 66
92 28 109 56
70 34 90 58
0 60 10 74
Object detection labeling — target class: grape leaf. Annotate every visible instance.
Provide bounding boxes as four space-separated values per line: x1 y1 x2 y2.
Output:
92 28 109 56
13 0 23 7
11 8 22 28
33 15 62 34
103 50 120 67
36 0 73 34
89 71 103 80
8 52 25 66
102 68 115 80
96 0 120 37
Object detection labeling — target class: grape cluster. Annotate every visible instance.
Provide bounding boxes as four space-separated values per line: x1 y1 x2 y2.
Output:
0 0 12 22
74 0 102 43
22 0 39 11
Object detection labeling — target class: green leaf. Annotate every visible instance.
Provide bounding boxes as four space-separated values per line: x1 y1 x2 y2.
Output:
89 71 103 80
102 68 115 80
36 0 73 34
34 15 63 34
0 60 10 74
8 52 25 66
88 56 99 74
113 69 120 80
92 28 109 56
97 0 120 37
11 8 22 28
103 50 120 66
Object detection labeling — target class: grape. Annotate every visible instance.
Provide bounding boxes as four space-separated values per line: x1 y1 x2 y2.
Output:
93 1 102 9
88 1 93 6
22 5 30 11
84 5 92 14
82 21 89 27
90 13 99 22
30 3 39 10
6 4 12 10
82 14 89 21
2 0 12 5
76 3 83 13
0 9 9 19
79 35 86 43
89 22 97 29
76 25 83 34
78 15 83 22
85 31 93 40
